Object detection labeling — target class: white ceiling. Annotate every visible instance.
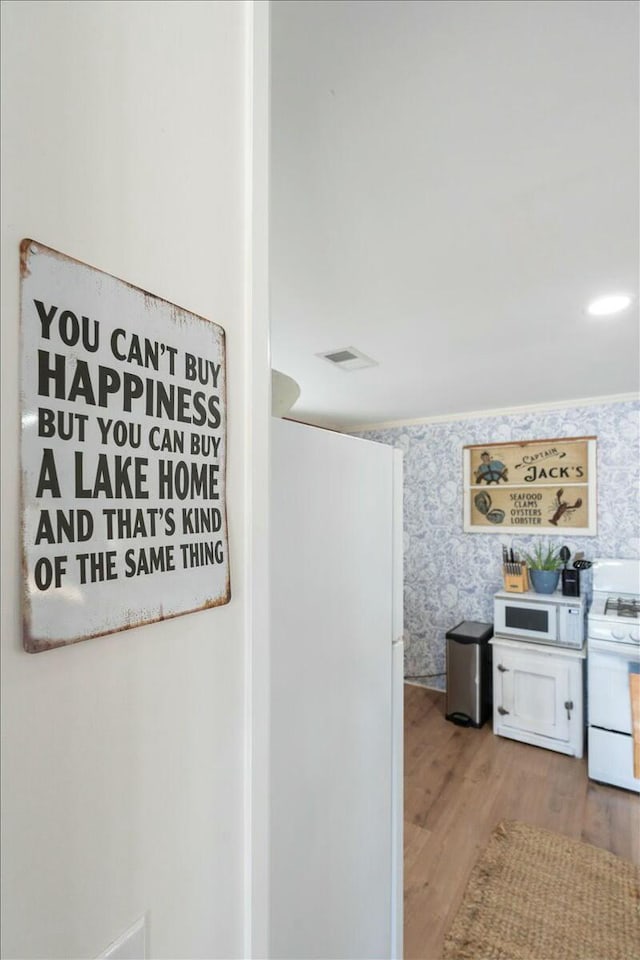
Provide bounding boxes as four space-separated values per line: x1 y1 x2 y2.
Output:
270 0 639 430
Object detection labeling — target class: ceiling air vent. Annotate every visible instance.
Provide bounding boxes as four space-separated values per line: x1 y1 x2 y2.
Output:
317 346 378 372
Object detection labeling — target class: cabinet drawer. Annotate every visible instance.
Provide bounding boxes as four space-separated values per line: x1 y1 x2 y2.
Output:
589 727 640 793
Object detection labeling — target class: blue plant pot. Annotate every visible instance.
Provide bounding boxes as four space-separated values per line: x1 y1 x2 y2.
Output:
529 569 561 594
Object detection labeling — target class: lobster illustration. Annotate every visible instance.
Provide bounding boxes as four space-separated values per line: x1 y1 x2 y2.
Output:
549 488 582 526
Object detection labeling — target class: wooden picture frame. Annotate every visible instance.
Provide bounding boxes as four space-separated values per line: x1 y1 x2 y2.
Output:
463 436 597 535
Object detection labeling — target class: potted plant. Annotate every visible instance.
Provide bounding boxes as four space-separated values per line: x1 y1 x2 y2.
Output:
522 541 563 594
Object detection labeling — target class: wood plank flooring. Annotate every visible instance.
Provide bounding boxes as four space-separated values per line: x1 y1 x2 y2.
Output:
403 683 640 960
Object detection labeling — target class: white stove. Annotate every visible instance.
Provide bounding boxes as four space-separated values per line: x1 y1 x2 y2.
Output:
587 558 640 793
588 558 640 644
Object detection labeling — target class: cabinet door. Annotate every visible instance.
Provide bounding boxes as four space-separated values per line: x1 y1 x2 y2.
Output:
495 650 571 742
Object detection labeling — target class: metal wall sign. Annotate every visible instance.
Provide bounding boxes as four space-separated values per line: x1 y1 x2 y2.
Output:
20 240 230 653
463 436 597 535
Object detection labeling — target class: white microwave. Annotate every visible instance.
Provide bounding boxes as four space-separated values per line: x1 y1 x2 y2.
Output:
494 590 585 649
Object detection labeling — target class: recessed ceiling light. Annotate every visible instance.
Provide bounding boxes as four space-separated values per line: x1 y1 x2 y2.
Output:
586 294 632 317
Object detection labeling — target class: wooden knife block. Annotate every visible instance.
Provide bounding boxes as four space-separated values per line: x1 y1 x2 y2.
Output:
503 564 529 593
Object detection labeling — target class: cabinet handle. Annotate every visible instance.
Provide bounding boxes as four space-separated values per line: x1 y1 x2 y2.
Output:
497 664 508 672
564 699 574 720
497 706 509 715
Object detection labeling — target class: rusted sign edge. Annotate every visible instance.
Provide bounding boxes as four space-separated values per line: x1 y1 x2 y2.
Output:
23 584 232 654
20 239 225 334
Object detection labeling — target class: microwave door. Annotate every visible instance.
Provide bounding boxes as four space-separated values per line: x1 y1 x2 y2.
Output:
498 599 558 643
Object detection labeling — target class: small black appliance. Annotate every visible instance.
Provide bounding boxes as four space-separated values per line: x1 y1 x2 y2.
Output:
562 568 580 597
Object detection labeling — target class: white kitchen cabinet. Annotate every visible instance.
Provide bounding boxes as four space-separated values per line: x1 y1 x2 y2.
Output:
490 638 586 758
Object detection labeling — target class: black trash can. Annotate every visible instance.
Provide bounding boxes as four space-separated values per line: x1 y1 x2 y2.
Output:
445 620 493 727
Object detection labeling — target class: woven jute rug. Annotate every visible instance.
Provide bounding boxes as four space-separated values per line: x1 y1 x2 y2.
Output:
443 820 640 960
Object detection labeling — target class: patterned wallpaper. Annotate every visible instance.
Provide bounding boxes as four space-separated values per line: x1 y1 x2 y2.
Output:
356 399 640 690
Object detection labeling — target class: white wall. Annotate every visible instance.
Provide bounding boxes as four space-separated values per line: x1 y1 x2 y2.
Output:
0 2 268 958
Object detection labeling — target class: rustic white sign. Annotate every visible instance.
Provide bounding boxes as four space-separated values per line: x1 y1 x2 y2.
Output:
20 240 230 652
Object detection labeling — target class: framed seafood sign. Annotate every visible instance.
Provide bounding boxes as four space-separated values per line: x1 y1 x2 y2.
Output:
463 437 597 535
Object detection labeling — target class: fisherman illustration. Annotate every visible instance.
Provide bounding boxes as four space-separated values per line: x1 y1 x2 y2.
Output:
549 488 583 526
475 450 508 485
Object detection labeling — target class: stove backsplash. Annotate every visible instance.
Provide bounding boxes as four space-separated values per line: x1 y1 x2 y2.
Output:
355 398 640 690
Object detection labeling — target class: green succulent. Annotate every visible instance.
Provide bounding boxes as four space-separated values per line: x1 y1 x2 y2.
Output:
521 541 563 571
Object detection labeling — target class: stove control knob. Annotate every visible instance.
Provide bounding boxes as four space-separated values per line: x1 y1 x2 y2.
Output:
612 629 626 640
630 630 639 642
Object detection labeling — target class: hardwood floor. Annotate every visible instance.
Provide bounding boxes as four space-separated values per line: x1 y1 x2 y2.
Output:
403 683 640 960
